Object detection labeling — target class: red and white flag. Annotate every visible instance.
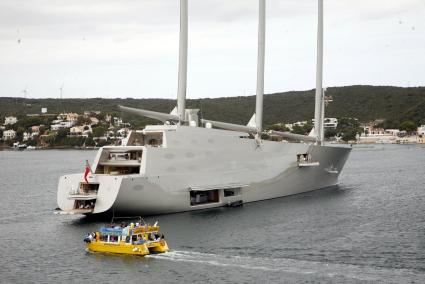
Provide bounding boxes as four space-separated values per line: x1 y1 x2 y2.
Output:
84 160 91 183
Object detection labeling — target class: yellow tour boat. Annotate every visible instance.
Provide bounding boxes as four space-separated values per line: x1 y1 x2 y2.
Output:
84 219 169 256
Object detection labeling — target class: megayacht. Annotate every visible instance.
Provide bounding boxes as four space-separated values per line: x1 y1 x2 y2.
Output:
56 0 351 215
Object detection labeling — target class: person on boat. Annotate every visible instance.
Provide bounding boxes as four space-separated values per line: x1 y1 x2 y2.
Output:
136 235 145 244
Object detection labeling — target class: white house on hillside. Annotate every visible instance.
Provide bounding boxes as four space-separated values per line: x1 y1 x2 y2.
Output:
51 121 75 131
4 116 17 125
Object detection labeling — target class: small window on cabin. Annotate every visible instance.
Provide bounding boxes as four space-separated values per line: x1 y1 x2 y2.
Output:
109 235 119 243
100 235 108 242
125 236 131 243
132 235 138 242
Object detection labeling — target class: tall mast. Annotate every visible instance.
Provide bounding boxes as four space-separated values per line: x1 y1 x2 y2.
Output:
314 0 324 145
177 0 188 124
255 0 266 139
320 89 325 143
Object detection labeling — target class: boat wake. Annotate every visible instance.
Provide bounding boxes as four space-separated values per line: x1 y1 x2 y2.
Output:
147 250 279 272
146 250 425 282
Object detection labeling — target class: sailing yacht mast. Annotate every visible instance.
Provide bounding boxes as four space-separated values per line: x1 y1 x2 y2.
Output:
255 0 266 140
177 0 188 124
314 0 324 145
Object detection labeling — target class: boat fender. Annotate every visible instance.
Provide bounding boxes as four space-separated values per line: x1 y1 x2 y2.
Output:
133 247 139 252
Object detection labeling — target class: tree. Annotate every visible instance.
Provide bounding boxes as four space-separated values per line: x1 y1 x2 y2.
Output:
265 124 289 132
56 128 69 139
291 123 312 135
324 128 337 139
400 120 416 132
291 125 306 135
77 116 91 126
27 139 38 147
336 117 361 142
16 127 25 142
92 126 106 138
39 126 46 135
378 119 400 130
85 137 96 147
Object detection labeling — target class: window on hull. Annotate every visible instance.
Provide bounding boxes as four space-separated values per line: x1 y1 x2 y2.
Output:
190 190 219 206
224 188 241 197
73 199 96 210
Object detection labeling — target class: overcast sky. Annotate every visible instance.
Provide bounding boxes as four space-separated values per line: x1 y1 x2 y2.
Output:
0 0 424 99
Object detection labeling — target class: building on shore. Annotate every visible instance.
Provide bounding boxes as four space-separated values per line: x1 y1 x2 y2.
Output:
69 125 92 137
2 129 16 140
417 125 425 144
312 118 338 129
51 121 75 131
4 116 17 125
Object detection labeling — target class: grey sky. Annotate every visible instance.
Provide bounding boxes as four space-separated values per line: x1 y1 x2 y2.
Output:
0 0 424 99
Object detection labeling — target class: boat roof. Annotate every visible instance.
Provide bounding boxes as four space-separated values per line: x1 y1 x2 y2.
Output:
99 225 160 235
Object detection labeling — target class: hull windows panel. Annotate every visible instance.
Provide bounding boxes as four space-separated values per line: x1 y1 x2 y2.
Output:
190 190 219 206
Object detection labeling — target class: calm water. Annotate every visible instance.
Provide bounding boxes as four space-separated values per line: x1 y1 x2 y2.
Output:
0 145 425 283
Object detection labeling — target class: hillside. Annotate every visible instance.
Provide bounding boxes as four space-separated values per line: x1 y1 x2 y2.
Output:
1 85 424 127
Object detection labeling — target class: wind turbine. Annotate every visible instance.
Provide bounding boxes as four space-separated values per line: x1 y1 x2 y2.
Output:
22 85 28 99
59 84 64 99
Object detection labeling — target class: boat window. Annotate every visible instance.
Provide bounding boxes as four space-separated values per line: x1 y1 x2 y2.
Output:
109 235 119 243
297 153 311 163
224 188 241 197
100 235 108 242
190 190 219 206
126 132 144 146
95 150 143 175
125 236 131 243
131 235 138 242
144 132 163 147
78 183 99 194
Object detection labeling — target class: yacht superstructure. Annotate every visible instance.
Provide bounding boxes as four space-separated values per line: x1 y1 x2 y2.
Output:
57 0 351 215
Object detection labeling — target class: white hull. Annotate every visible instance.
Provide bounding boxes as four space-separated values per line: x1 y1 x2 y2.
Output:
57 126 351 215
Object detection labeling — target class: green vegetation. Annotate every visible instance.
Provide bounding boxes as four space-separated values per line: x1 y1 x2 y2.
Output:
1 86 424 128
1 85 424 147
335 117 362 142
399 120 417 132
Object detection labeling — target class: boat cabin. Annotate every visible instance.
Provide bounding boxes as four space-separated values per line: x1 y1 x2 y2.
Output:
95 147 144 175
91 224 164 247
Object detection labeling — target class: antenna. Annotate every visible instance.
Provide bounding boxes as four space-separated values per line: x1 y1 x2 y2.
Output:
314 0 324 145
255 0 266 141
177 0 188 124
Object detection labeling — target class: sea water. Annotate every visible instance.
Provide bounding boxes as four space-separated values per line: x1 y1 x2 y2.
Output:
0 145 424 283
